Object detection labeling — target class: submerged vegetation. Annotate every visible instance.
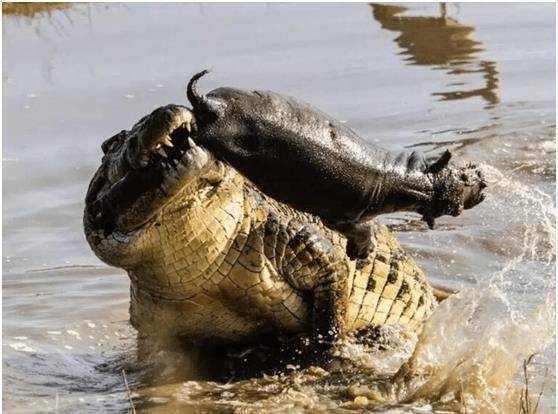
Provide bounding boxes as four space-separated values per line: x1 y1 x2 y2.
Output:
519 354 547 414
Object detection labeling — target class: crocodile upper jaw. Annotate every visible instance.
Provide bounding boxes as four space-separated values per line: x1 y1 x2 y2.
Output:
84 105 217 234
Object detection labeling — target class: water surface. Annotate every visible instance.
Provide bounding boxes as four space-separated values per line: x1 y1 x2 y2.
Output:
3 3 555 413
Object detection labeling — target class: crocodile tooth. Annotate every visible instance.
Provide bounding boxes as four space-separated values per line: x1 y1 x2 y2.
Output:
188 137 197 148
162 135 174 147
157 147 168 158
184 122 191 133
166 170 178 184
173 158 179 167
177 163 187 174
140 155 150 167
180 150 185 156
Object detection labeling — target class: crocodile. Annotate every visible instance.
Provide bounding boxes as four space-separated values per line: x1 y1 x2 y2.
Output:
84 101 469 357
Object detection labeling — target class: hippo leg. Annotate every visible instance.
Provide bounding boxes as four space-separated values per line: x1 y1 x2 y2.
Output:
329 221 375 260
280 224 348 358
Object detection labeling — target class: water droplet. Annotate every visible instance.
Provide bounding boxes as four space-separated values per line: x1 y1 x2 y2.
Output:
9 342 36 353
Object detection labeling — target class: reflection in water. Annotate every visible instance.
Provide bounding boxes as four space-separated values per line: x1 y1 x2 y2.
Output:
371 3 499 107
2 2 72 17
433 60 499 104
2 4 99 85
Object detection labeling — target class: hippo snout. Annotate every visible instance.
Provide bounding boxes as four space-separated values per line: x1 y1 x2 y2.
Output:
422 163 487 228
460 164 488 210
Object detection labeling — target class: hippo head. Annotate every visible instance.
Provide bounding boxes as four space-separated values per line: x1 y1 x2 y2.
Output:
419 150 487 229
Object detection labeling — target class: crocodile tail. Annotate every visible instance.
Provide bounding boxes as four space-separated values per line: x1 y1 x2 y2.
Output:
186 69 220 119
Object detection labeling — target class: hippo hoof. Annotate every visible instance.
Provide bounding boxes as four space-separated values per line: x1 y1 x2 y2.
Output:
346 236 374 260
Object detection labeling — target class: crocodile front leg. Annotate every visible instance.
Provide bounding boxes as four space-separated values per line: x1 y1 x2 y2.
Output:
278 223 349 357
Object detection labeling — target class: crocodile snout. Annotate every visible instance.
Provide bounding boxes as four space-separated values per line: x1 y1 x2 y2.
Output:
135 104 196 167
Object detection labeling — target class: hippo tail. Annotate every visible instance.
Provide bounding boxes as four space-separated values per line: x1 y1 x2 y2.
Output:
187 69 220 122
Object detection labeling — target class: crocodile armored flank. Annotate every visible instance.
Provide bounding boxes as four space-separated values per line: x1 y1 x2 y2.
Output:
187 70 486 260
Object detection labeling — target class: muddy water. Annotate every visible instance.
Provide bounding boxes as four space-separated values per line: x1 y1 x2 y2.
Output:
2 3 555 413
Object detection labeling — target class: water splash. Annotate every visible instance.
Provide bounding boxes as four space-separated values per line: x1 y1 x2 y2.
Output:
390 290 555 413
128 161 556 413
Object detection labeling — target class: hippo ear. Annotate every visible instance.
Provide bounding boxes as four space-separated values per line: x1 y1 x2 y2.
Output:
407 151 428 172
186 69 220 118
427 150 452 174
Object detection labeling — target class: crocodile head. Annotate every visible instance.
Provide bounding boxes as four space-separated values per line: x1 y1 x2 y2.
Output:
84 104 227 264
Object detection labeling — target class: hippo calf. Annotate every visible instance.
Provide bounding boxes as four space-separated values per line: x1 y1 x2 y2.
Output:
187 70 486 259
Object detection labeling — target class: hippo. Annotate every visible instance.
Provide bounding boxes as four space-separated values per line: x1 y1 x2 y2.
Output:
186 70 487 260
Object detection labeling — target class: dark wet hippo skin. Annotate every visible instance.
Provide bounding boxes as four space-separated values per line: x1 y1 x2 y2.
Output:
187 70 487 259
